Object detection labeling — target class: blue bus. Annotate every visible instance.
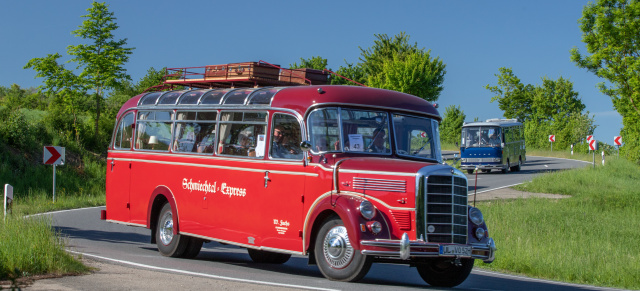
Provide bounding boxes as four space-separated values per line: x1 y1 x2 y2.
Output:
460 119 525 174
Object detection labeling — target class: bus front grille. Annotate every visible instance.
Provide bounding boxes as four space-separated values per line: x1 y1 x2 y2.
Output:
421 175 468 244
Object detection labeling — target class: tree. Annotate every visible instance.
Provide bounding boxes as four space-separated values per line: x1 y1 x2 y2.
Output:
570 0 640 163
359 33 446 101
24 53 89 143
67 2 133 140
486 68 594 149
289 56 329 70
439 105 466 146
25 2 134 144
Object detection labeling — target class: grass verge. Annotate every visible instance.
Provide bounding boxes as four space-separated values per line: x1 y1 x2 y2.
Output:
475 158 640 289
0 215 89 281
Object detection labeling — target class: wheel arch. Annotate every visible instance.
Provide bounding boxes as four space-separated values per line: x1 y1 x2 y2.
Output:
147 185 178 244
304 193 366 258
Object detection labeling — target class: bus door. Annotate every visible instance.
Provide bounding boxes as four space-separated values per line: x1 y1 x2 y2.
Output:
106 112 135 222
260 113 306 252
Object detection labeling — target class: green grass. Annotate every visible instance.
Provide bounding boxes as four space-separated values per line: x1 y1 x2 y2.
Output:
0 215 89 280
476 158 640 289
527 149 608 163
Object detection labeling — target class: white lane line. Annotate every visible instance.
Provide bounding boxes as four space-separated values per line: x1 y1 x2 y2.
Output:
528 155 593 164
473 269 618 290
25 206 104 218
544 165 548 168
468 183 525 196
68 251 339 291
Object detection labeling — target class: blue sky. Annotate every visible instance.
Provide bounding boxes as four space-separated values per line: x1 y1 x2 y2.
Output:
0 1 623 145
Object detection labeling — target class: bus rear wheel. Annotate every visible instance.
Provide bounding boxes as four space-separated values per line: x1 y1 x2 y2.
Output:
156 203 189 257
248 249 291 264
182 237 203 259
510 158 522 172
314 216 372 282
416 258 474 287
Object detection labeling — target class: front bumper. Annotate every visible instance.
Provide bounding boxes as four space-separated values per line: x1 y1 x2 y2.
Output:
360 235 496 263
460 163 505 171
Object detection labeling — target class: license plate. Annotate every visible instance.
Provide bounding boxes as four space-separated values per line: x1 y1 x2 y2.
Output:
439 245 472 256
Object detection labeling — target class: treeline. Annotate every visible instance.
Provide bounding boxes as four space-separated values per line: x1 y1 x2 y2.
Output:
4 1 640 165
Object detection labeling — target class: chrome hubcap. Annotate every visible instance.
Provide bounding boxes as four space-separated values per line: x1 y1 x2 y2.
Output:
159 211 174 246
322 225 354 269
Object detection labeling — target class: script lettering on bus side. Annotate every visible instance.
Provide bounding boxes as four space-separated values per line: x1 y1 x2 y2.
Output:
182 178 217 194
220 183 247 198
181 179 247 198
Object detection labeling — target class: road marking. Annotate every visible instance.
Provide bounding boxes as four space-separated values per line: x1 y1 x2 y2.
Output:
544 165 548 168
469 183 525 196
472 269 616 290
25 206 104 218
68 251 339 291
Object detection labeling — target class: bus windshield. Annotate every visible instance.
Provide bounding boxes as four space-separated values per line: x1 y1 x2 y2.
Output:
308 108 442 162
462 126 502 148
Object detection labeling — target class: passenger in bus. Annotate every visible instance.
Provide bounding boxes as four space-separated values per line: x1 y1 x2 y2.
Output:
271 125 300 159
489 133 500 146
368 128 389 153
239 134 256 157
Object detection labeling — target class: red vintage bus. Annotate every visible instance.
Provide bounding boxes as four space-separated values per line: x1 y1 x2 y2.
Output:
103 62 495 287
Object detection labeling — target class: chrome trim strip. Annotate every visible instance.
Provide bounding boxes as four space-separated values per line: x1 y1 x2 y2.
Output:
106 220 146 228
107 157 318 177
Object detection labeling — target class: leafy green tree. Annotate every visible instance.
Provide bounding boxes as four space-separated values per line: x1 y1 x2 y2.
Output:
25 2 133 146
359 33 446 101
289 56 329 70
24 53 89 143
330 62 367 86
67 2 134 140
485 68 535 123
0 84 48 111
486 68 594 149
439 105 466 146
570 0 640 163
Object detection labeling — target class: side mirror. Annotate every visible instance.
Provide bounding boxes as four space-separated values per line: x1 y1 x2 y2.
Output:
300 140 312 152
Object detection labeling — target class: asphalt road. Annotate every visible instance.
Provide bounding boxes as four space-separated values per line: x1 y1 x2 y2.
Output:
42 155 616 291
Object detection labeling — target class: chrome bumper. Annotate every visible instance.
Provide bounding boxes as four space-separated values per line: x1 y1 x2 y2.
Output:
461 164 505 170
360 235 496 263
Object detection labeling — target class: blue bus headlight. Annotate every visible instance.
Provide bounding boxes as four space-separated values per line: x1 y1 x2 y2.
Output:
461 158 467 162
469 207 484 225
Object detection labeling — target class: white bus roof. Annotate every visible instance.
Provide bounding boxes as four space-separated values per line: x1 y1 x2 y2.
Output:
462 118 522 128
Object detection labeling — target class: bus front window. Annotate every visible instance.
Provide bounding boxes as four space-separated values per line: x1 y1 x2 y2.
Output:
393 114 441 162
462 127 501 148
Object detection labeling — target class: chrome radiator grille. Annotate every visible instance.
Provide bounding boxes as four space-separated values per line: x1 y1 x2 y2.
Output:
421 175 468 244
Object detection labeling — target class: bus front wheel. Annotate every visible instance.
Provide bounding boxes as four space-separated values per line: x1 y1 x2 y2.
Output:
156 203 189 257
416 258 474 287
314 216 372 282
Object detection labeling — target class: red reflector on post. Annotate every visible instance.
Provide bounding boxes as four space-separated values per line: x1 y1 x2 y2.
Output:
100 209 107 220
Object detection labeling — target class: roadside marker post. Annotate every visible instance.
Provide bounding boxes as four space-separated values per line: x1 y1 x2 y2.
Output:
3 184 12 222
602 151 605 166
43 146 65 203
571 144 574 155
549 135 555 151
589 140 598 169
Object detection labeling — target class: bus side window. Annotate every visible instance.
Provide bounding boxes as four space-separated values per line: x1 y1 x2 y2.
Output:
308 108 340 152
135 111 173 151
218 111 267 158
270 114 303 160
173 111 217 154
114 112 134 149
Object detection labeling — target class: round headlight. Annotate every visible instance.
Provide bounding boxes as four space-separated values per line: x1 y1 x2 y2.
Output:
475 227 485 240
359 200 376 220
366 221 382 234
469 207 484 225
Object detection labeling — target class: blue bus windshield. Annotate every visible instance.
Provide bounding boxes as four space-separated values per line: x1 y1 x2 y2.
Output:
462 127 501 148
